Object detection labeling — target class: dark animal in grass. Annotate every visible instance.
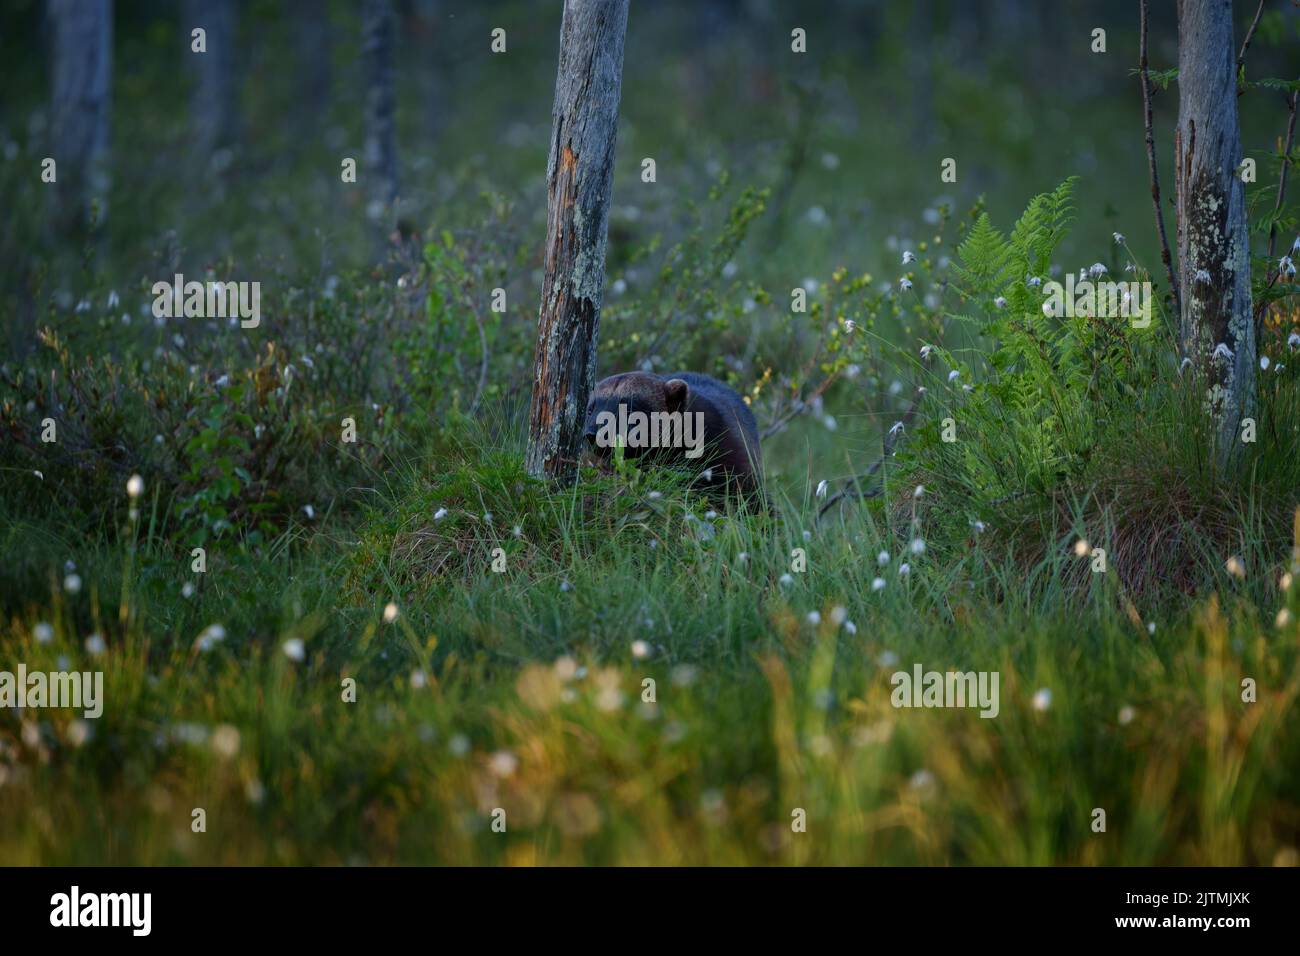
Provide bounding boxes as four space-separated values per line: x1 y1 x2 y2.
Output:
582 371 763 503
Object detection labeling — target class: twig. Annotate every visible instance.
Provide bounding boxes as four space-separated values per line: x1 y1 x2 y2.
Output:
815 386 923 523
1139 0 1182 322
1266 89 1298 260
1237 0 1266 77
759 371 839 441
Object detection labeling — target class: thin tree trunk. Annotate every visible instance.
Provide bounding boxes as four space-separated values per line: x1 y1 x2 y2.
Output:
294 0 332 142
362 0 398 241
184 0 238 166
525 0 630 481
49 0 112 236
1175 0 1255 470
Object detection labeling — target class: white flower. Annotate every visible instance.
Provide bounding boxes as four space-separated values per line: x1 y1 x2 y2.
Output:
806 611 821 626
877 650 899 668
1041 301 1056 318
1026 275 1042 288
631 640 650 659
871 577 886 592
85 633 106 656
383 602 399 623
843 319 856 334
107 289 120 308
902 251 916 265
1112 232 1125 244
920 344 935 359
1032 688 1052 711
899 277 913 291
1278 608 1294 628
433 507 448 521
33 470 43 480
1211 342 1234 363
898 562 910 576
1225 556 1246 579
182 582 195 598
126 474 144 499
737 552 749 564
1179 356 1193 374
211 724 241 758
971 519 986 533
1088 262 1108 278
779 573 794 587
282 638 306 662
1147 622 1156 635
994 296 1007 309
816 479 829 499
912 484 924 499
830 606 847 626
1292 236 1300 254
1073 539 1090 557
1287 331 1300 352
889 421 905 438
194 624 227 652
1280 255 1296 277
560 580 573 592
34 622 54 644
947 370 960 383
843 620 857 635
877 550 890 566
303 504 316 520
489 750 519 778
63 574 82 595
909 537 926 555
1261 355 1271 371
1118 705 1136 725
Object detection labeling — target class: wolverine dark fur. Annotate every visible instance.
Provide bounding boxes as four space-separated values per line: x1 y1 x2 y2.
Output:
583 371 763 502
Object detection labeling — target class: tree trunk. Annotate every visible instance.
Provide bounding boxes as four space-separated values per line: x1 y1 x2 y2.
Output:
1175 0 1255 470
49 0 112 236
185 0 238 166
362 0 399 238
525 0 630 481
294 0 332 143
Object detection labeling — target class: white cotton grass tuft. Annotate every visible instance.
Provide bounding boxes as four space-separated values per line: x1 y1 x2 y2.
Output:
282 638 306 662
1032 688 1052 711
871 577 886 592
383 602 399 623
1225 556 1246 579
126 474 144 499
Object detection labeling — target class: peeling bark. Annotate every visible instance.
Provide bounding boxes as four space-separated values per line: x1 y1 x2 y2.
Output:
1175 0 1255 470
525 0 630 481
49 0 112 235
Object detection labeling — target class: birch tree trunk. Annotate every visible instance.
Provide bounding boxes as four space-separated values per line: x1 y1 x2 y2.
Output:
525 0 630 481
362 0 398 237
49 0 112 235
184 0 238 166
1175 0 1255 470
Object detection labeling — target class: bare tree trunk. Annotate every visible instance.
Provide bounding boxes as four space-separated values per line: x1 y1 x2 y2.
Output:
1175 0 1255 470
49 0 112 236
525 0 630 481
184 0 238 167
294 0 332 141
362 0 399 242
